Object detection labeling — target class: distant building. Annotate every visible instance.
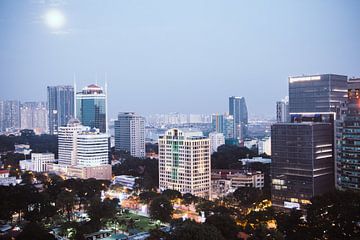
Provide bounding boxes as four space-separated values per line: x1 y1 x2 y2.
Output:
14 144 32 155
229 96 248 140
289 74 347 116
20 153 55 172
20 102 48 134
211 113 235 140
211 169 264 199
258 137 271 155
47 164 112 180
76 84 107 133
271 122 334 210
0 100 20 131
240 157 271 165
336 78 360 191
114 112 145 158
209 132 225 153
47 85 74 135
276 97 289 123
159 128 211 198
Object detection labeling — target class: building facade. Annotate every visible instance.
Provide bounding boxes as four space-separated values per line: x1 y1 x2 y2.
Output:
159 128 211 198
229 96 248 140
336 79 360 191
20 102 48 134
76 84 107 133
114 112 145 158
276 97 289 123
271 122 334 210
288 74 347 115
20 153 55 172
209 132 225 153
47 85 74 135
0 100 21 131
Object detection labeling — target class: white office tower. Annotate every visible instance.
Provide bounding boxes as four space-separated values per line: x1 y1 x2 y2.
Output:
276 97 289 123
58 118 109 166
115 112 145 158
20 153 55 172
209 132 225 153
159 128 211 199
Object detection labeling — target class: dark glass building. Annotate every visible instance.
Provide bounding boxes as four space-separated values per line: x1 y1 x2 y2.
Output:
76 84 107 133
271 122 334 210
47 85 74 135
336 79 360 191
289 74 347 116
229 96 248 139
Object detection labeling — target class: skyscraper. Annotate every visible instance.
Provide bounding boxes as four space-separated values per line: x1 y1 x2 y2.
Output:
47 85 74 135
289 74 347 115
271 122 334 210
229 96 248 139
211 113 235 140
76 84 107 133
20 102 48 134
276 97 289 123
159 128 211 198
209 132 225 153
336 78 360 191
114 112 145 158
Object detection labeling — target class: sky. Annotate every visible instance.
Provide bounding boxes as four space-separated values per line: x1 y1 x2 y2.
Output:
0 0 360 119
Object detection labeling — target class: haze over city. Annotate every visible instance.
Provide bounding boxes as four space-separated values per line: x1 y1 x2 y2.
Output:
1 0 360 118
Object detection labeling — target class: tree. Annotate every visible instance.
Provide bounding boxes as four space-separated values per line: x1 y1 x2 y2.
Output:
233 187 263 206
211 145 256 169
248 223 284 240
196 199 215 217
17 222 56 240
205 214 238 240
149 196 173 223
146 228 170 240
275 209 308 240
57 189 77 221
139 191 160 204
171 220 225 240
162 189 182 201
306 190 360 240
182 193 198 206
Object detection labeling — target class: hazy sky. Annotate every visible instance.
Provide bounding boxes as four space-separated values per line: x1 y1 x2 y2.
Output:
1 0 359 119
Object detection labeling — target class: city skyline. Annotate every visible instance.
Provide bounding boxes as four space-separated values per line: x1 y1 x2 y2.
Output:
1 1 359 118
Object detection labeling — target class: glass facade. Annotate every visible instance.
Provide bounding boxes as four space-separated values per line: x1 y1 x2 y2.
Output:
47 85 74 135
76 84 107 133
271 123 334 210
289 74 347 115
336 79 360 191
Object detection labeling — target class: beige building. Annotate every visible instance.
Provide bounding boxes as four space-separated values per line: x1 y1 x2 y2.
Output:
159 128 211 199
47 164 111 180
20 153 55 172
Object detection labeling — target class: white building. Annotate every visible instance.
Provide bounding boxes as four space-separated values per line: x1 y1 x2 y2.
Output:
20 102 48 134
114 112 145 158
58 119 109 167
209 132 225 153
0 169 17 186
240 157 271 165
276 97 289 123
258 137 271 155
20 153 55 172
113 175 138 189
159 128 211 199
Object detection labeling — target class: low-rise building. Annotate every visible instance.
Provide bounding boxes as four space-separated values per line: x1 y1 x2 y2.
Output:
0 169 17 186
46 163 112 180
20 153 55 172
211 169 264 199
113 175 139 189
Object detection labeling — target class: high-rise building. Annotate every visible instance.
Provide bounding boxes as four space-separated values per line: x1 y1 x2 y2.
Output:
271 122 334 210
0 100 21 131
211 113 235 140
158 128 211 198
20 102 48 134
114 112 145 158
58 118 109 166
288 74 347 116
47 85 74 135
336 78 360 191
276 97 289 123
209 132 225 153
76 84 107 133
229 96 248 139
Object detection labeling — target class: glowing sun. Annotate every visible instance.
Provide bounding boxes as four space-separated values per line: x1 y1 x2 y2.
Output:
44 9 66 29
